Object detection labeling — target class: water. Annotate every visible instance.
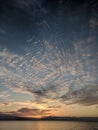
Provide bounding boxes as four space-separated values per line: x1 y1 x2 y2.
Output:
0 121 98 130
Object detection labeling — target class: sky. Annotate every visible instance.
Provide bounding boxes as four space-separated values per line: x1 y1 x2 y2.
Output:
0 0 98 118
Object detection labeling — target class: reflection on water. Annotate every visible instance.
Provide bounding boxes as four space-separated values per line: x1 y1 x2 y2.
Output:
0 121 98 130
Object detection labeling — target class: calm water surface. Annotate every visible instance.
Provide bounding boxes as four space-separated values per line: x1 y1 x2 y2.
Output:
0 121 98 130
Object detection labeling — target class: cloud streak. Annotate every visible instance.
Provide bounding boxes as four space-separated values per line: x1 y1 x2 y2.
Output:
0 107 52 118
0 37 98 107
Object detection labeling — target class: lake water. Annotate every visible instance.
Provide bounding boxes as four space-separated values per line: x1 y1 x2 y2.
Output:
0 121 98 130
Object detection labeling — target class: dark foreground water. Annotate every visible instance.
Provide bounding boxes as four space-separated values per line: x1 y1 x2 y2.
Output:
0 121 98 130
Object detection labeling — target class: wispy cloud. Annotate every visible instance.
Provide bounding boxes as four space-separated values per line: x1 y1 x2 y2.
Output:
60 84 98 106
0 102 12 107
90 19 98 29
0 91 10 101
0 37 98 106
0 107 52 117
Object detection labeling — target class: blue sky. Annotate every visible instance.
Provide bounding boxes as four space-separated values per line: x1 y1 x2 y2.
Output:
0 0 98 117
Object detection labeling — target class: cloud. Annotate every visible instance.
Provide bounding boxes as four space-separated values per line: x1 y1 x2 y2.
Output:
76 96 98 106
0 38 98 107
47 103 61 108
0 107 52 118
0 102 12 107
60 84 98 106
90 19 98 29
17 108 51 116
0 91 10 101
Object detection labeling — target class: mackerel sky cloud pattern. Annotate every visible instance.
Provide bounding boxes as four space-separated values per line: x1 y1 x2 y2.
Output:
0 0 98 117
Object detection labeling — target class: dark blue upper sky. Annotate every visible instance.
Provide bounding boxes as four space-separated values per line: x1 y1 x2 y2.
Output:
0 0 97 53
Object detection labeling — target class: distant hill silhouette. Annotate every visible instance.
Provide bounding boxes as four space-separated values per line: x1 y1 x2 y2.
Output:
0 114 98 122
